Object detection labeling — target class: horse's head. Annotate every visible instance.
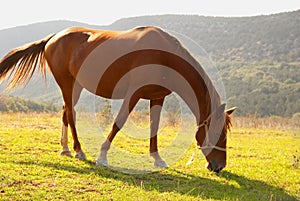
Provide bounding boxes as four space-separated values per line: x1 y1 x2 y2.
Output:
196 104 236 173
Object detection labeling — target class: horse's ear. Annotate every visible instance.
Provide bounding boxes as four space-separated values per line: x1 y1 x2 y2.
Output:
218 103 226 112
226 107 237 115
216 103 226 117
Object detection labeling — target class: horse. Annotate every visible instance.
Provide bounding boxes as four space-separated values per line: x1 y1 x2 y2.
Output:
0 26 236 172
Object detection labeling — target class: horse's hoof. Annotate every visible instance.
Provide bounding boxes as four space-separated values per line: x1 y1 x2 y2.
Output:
154 160 169 168
75 151 87 160
96 158 109 167
60 150 72 157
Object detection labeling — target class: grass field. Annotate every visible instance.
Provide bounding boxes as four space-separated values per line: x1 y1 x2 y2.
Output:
0 113 299 200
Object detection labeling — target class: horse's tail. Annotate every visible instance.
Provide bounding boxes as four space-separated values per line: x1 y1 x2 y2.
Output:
0 33 55 89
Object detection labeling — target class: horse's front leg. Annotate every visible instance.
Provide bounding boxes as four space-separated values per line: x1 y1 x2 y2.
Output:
150 98 169 168
96 93 140 166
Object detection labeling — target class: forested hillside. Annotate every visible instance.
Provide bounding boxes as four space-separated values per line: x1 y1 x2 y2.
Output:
0 10 299 117
110 11 300 63
219 61 300 117
0 95 58 113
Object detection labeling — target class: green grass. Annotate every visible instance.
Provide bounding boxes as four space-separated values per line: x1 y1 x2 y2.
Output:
0 113 299 200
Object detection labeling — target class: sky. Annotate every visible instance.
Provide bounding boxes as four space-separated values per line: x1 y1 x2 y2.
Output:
1 0 300 29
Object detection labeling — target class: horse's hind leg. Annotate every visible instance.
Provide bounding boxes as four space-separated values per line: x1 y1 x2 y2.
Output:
150 98 169 168
96 93 140 166
60 80 86 160
60 105 72 156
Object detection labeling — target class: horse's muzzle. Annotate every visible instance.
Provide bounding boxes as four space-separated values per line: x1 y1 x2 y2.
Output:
206 160 224 173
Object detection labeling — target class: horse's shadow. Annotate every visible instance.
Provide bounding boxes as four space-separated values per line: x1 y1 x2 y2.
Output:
17 159 297 201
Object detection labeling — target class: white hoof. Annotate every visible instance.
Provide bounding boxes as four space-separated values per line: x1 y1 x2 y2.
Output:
60 150 72 157
75 151 87 160
96 158 109 167
154 160 169 168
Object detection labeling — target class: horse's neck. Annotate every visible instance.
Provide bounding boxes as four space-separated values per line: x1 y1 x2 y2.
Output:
191 83 219 125
182 60 221 125
171 41 221 125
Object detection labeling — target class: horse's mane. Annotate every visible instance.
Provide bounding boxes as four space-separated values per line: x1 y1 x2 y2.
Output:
225 113 233 132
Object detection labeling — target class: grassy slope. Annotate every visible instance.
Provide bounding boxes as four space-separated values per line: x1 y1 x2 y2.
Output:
0 113 299 201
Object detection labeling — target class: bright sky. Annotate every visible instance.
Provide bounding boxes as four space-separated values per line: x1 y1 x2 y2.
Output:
1 0 300 29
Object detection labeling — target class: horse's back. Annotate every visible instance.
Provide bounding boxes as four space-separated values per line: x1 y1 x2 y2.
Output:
44 26 182 99
45 27 116 71
45 26 177 67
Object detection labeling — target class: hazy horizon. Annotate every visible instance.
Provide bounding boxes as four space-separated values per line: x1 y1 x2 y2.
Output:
1 0 300 29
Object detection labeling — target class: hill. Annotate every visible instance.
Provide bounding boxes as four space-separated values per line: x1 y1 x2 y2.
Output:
0 10 299 117
0 20 102 58
110 11 300 63
0 95 58 113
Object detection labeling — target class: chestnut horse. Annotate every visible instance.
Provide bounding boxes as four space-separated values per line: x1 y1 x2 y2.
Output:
0 26 235 172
